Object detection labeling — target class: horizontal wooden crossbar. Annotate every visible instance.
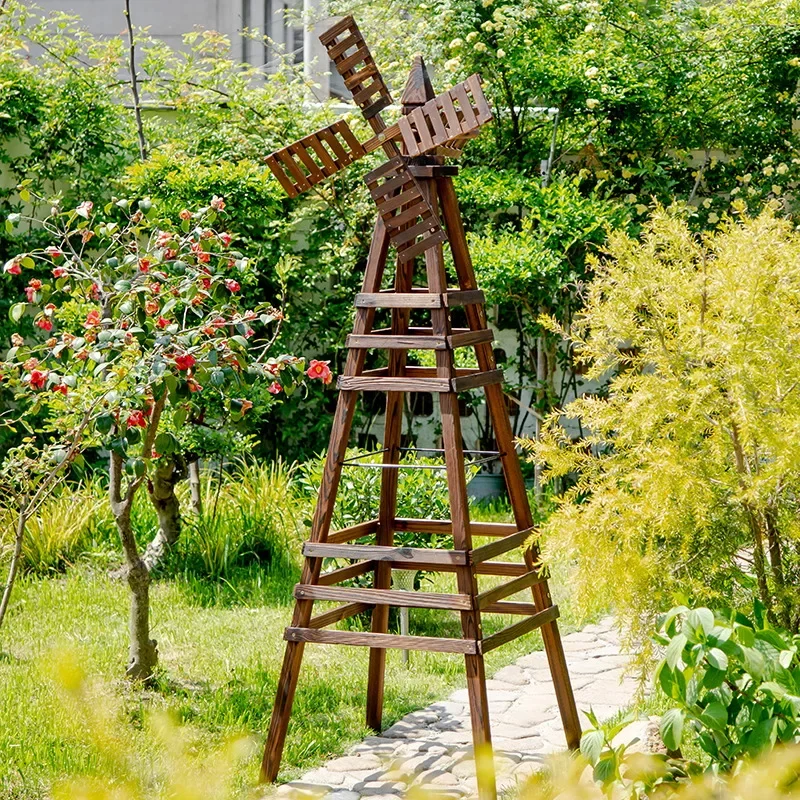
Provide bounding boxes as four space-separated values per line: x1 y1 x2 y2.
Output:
327 519 378 543
392 560 528 577
394 519 516 537
337 368 503 393
483 601 539 615
294 584 473 610
308 601 370 629
303 541 468 565
471 527 534 564
481 606 560 653
354 289 485 309
284 627 479 654
317 560 374 586
345 328 493 351
477 569 545 609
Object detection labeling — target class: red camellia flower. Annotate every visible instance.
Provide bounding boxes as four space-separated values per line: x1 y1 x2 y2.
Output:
45 246 62 259
52 383 68 396
29 369 47 389
76 200 93 217
149 282 161 295
224 279 241 293
29 279 42 290
240 399 254 413
306 359 333 385
156 231 172 248
36 317 53 332
52 267 68 278
199 277 211 290
84 309 101 328
89 282 100 300
163 248 177 261
25 287 36 302
179 209 192 221
188 378 203 393
156 316 170 329
4 261 20 275
219 232 232 247
174 353 196 371
210 195 225 211
268 381 283 395
145 300 159 316
138 259 150 273
127 410 147 428
23 357 40 371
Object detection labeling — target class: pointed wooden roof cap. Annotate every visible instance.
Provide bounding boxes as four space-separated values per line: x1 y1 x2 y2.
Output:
401 54 435 113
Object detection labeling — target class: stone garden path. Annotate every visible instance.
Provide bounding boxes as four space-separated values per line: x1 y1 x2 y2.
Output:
274 618 638 799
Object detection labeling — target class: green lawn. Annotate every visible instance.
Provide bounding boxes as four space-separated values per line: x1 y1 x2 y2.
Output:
0 539 583 799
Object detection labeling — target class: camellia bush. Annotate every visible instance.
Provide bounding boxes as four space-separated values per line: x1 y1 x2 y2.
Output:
531 206 800 644
1 191 330 678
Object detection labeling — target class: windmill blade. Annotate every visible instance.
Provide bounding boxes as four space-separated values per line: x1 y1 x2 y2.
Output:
319 16 393 121
266 120 368 198
365 157 448 263
397 74 492 158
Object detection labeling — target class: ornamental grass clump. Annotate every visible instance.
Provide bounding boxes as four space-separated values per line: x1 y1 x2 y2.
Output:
530 207 800 644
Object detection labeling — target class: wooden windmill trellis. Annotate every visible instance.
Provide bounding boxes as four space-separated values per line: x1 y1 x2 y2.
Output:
261 17 581 800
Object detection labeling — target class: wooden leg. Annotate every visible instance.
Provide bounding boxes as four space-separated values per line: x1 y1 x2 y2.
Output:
262 219 390 782
436 175 582 749
366 251 414 731
421 190 497 800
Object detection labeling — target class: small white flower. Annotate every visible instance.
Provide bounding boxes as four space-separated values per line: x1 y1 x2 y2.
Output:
481 20 494 31
481 0 493 7
585 49 596 57
474 41 488 52
557 2 573 12
708 212 719 224
449 38 463 49
466 31 478 42
763 165 775 176
585 98 599 109
445 57 461 71
730 187 740 195
625 193 637 204
496 48 506 59
635 204 648 216
585 66 599 78
584 23 595 32
703 198 712 208
777 163 789 175
773 184 783 195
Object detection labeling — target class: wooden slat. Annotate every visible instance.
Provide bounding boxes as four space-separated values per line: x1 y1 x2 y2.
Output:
397 229 449 263
466 74 493 124
355 292 442 309
481 606 560 653
391 560 527 577
303 541 469 565
394 519 516 537
338 375 451 392
477 569 545 609
483 601 540 615
451 81 478 130
448 329 494 348
317 560 375 586
318 15 355 45
265 155 300 197
391 217 441 247
285 626 478 654
326 519 378 544
452 369 504 392
308 602 370 629
346 333 447 350
294 584 473 610
408 165 460 178
471 527 534 564
337 45 371 74
327 31 359 59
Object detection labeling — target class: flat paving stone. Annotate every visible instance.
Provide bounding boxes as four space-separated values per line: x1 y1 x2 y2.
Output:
274 617 638 799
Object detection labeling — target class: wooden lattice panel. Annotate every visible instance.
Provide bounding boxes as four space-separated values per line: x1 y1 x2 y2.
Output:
266 120 367 198
364 157 447 263
398 74 492 158
319 16 393 120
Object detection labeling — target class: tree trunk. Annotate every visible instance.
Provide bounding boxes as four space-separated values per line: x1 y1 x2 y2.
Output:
188 458 202 516
125 550 158 679
0 507 27 632
765 503 791 629
142 455 186 571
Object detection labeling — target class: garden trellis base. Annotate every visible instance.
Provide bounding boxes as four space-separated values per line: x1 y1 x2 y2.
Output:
261 22 580 800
